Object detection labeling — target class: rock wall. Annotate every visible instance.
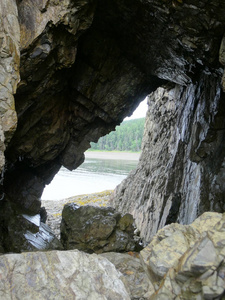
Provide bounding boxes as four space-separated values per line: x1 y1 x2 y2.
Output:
0 0 20 174
112 70 225 243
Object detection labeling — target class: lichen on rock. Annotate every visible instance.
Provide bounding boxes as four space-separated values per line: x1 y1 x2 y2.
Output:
60 204 141 253
140 212 225 299
0 0 20 173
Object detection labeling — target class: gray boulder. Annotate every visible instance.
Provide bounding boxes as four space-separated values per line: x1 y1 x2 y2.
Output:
0 250 130 300
60 204 140 253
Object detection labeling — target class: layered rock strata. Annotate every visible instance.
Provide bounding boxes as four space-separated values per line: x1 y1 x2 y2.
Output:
112 71 225 243
0 0 224 252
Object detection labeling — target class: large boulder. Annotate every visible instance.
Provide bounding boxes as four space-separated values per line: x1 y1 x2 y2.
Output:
42 190 113 239
0 250 130 300
140 212 225 299
60 204 140 253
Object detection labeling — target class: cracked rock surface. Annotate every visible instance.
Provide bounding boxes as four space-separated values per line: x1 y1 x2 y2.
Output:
0 249 130 300
141 212 225 299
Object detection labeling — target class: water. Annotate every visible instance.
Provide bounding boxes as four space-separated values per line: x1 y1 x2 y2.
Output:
41 154 139 200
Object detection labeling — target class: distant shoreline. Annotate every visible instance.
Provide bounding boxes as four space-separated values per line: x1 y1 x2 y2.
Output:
85 151 140 161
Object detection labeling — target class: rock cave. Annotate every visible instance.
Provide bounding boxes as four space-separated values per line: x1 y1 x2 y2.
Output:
1 0 225 255
1 1 225 298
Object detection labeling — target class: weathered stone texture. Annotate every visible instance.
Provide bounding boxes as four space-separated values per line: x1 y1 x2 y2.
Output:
0 211 224 300
101 252 153 300
141 212 225 299
141 212 222 278
220 34 225 91
0 0 20 172
60 204 140 253
18 0 93 50
112 69 225 243
0 249 130 300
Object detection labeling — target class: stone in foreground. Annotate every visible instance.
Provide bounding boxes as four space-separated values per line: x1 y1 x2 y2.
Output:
60 204 140 253
141 212 225 299
0 250 130 300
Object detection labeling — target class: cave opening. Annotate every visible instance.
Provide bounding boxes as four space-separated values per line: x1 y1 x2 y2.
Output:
41 98 148 201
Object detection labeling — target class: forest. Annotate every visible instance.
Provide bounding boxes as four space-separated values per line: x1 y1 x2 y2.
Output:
90 118 145 152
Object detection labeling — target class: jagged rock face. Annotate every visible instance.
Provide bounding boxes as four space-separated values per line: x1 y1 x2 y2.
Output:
141 212 225 299
0 0 225 251
0 0 19 174
4 0 155 214
60 204 140 253
93 0 225 84
112 72 225 242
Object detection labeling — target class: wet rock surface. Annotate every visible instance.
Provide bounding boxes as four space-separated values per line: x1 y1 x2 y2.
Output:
0 250 130 300
60 204 140 253
0 199 62 253
42 190 112 239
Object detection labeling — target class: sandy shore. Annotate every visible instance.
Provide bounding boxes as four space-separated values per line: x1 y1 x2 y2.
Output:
85 151 140 161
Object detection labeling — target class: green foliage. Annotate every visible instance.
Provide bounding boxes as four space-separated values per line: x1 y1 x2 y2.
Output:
90 118 145 152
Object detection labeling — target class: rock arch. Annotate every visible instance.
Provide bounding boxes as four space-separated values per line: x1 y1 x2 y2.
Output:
0 0 224 251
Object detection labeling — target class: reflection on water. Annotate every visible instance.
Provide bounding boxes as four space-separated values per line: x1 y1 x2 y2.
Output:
41 158 138 200
79 158 137 175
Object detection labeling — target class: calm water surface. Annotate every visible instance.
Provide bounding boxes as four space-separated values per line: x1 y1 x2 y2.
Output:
41 156 138 200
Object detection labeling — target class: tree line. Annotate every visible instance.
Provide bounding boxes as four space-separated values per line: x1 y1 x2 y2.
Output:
90 118 145 152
